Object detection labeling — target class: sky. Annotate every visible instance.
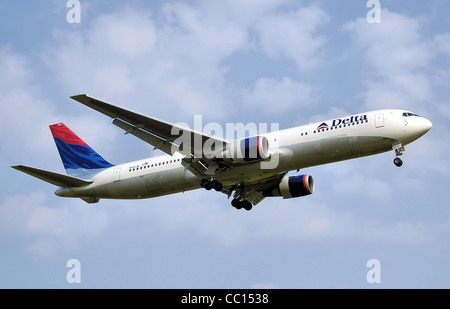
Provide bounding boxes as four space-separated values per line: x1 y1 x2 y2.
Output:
1 0 449 289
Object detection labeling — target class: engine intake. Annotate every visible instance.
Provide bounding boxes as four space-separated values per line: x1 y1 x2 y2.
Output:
263 174 314 199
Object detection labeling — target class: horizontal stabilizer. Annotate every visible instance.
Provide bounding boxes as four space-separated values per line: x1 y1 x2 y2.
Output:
11 165 93 188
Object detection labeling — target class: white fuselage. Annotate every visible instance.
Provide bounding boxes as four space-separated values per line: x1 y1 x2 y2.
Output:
56 109 432 200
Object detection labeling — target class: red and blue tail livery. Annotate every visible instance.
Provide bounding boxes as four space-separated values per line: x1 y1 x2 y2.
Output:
49 123 114 179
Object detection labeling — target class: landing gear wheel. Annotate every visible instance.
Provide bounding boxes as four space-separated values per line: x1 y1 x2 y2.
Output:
200 179 209 188
392 143 405 167
211 180 223 191
394 157 403 167
200 179 223 191
231 199 242 209
242 200 253 211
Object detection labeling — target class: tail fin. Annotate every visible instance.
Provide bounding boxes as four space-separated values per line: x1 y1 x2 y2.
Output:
49 123 114 179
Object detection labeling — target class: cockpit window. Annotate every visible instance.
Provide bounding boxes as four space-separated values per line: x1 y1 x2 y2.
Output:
403 112 420 117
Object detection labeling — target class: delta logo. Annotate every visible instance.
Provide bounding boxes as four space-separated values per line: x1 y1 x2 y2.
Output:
332 114 368 126
317 122 329 130
316 114 368 131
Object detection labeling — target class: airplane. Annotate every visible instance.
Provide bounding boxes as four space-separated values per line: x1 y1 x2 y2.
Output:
12 94 432 211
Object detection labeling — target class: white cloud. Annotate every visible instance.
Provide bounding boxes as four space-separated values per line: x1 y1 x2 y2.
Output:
0 46 119 168
122 191 359 246
88 8 157 59
46 9 156 99
360 72 433 111
343 10 432 75
0 191 109 257
434 33 450 55
43 2 332 122
308 107 349 124
0 47 59 163
242 77 318 115
363 220 450 245
343 9 436 112
211 0 290 27
255 5 329 72
45 5 245 119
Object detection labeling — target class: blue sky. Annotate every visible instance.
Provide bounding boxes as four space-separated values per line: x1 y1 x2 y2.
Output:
1 0 449 288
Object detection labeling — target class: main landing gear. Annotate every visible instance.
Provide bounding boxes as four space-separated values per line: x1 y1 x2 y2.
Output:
200 179 254 211
200 179 223 191
393 143 405 167
231 198 253 211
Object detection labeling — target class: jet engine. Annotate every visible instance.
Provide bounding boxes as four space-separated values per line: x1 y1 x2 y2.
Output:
263 174 314 199
221 136 270 163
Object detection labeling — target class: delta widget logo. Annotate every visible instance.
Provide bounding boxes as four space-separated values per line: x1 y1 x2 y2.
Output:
317 122 329 130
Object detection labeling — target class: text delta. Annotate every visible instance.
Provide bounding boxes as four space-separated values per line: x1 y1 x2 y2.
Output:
331 114 368 127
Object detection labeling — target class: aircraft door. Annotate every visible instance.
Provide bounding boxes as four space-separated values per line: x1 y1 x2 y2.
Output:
375 113 385 128
113 168 121 182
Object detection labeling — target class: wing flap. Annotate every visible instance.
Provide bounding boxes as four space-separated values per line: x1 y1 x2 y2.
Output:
11 165 93 188
245 191 266 206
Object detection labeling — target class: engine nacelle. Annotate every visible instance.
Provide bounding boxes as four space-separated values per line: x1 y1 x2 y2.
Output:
221 136 270 163
263 174 314 199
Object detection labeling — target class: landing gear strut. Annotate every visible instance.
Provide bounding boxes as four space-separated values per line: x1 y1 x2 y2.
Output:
393 143 405 167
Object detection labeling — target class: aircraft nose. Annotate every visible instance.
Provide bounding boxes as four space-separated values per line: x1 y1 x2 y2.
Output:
406 116 432 141
421 117 432 133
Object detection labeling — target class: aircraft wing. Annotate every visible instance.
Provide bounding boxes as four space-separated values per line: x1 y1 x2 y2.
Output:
71 94 229 177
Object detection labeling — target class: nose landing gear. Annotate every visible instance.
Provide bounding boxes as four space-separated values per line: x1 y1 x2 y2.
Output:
393 157 403 167
393 143 405 167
